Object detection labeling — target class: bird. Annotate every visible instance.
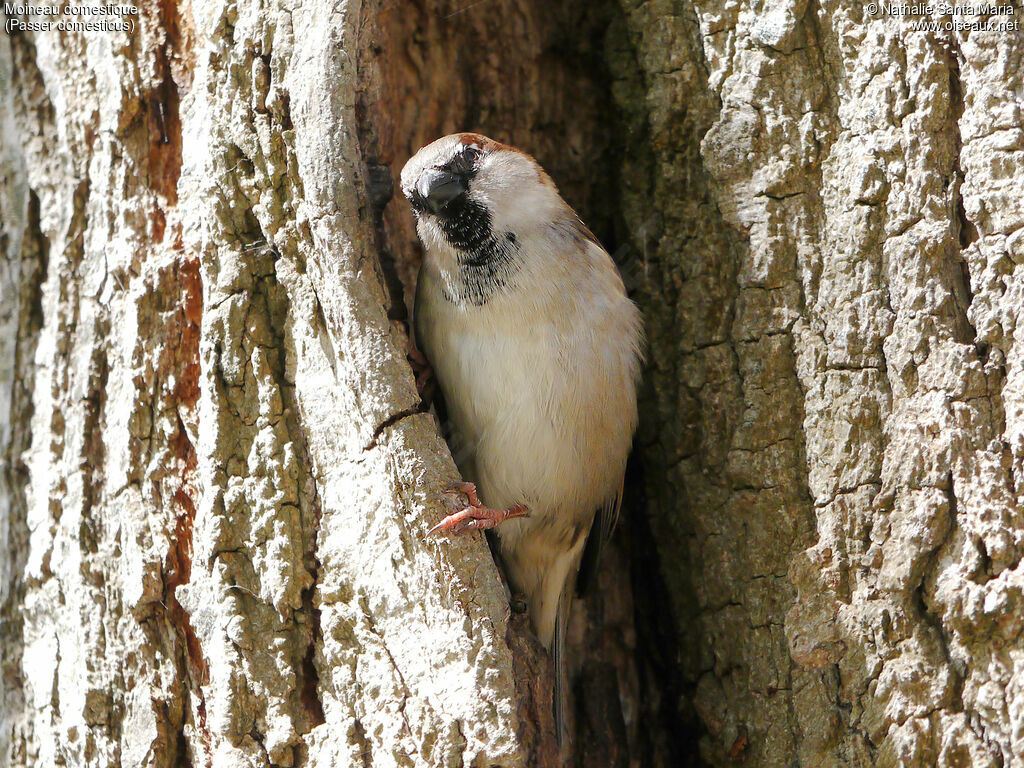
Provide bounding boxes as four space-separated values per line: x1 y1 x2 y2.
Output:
400 133 643 745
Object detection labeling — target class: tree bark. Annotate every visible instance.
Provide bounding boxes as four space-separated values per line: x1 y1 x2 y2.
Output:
2 1 1023 767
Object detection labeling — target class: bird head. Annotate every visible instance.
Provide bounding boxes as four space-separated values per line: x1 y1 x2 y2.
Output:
400 133 562 256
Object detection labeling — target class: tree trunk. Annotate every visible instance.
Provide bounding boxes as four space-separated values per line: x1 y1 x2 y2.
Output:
2 1 1022 767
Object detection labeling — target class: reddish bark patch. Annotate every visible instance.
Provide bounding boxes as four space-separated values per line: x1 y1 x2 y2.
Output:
175 255 203 404
146 69 181 205
138 0 197 206
158 255 211 763
729 726 749 761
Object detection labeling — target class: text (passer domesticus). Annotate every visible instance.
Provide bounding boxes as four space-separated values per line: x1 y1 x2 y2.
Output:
401 133 644 744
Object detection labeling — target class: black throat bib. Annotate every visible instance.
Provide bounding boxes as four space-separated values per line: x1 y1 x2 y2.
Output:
437 197 521 306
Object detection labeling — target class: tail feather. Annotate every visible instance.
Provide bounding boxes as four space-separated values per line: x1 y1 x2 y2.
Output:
503 537 585 751
552 582 572 750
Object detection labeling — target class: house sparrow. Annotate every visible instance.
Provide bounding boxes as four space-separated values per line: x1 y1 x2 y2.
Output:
401 133 643 744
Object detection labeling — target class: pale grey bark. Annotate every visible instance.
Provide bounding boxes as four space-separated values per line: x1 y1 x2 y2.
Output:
614 2 1024 766
1 2 542 767
2 1 1023 768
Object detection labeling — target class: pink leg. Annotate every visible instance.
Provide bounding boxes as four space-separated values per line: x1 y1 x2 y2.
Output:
427 481 529 537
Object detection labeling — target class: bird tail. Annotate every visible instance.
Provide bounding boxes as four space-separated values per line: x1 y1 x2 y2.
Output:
552 580 573 750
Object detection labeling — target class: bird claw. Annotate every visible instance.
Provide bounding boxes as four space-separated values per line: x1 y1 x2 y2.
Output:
442 481 483 507
427 482 529 537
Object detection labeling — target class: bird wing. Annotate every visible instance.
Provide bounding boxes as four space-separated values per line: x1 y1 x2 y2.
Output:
574 472 624 597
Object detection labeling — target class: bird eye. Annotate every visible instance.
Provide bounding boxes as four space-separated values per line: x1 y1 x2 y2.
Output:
461 146 481 164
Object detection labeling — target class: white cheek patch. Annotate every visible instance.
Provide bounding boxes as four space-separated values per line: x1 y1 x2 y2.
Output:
472 154 560 242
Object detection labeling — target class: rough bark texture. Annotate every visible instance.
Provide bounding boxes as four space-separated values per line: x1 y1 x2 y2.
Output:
615 3 1024 766
1 1 548 766
2 1 1023 767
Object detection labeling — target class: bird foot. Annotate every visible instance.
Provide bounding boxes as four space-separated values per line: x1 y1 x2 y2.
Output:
427 481 529 537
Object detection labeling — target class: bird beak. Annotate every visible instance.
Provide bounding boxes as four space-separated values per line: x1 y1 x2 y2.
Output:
416 168 467 214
